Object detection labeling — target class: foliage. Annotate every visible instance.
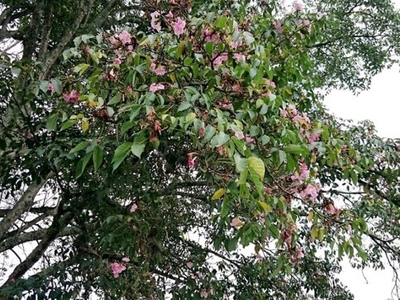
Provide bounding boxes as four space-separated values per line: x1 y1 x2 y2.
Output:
1 0 400 299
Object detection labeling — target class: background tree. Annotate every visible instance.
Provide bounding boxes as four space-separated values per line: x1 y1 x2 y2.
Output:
1 0 400 299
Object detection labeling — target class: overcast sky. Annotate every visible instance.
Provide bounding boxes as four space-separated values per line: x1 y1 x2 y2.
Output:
325 66 400 299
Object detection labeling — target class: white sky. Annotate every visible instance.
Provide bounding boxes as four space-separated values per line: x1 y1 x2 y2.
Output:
325 66 400 299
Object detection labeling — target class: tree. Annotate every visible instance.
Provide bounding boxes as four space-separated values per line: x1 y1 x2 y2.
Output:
1 0 400 299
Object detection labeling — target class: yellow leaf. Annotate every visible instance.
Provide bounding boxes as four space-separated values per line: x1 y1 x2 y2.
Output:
310 226 319 240
82 119 89 132
211 188 225 201
88 101 99 107
258 201 272 213
177 40 186 57
169 73 176 82
248 156 265 179
318 228 325 241
185 112 196 123
307 211 314 222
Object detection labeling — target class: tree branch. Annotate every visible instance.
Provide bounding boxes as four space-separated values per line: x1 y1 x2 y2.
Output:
0 176 51 241
0 226 80 252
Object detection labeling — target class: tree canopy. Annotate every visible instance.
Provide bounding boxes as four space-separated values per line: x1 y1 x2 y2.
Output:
1 0 400 299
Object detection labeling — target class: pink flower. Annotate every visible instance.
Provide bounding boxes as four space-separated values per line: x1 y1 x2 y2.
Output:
173 17 186 36
274 22 283 34
200 289 208 298
234 53 246 62
111 262 126 278
166 11 174 18
308 132 320 143
300 184 319 201
48 82 55 95
118 30 131 44
230 217 243 228
114 58 122 65
293 114 310 126
188 158 195 168
219 100 233 110
279 108 288 118
122 257 130 263
198 126 205 137
63 90 80 103
287 104 298 116
130 203 138 212
109 35 118 45
186 262 194 268
230 41 240 49
150 62 166 76
264 78 276 88
149 83 165 93
213 54 228 67
293 2 303 11
150 11 161 32
291 163 309 181
235 131 244 139
296 247 304 259
203 28 220 43
244 134 254 144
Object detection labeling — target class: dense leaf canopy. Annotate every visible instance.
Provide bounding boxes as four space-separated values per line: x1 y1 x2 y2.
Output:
1 0 400 299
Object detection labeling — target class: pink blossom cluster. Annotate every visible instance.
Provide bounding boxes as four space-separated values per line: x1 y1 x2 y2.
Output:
109 30 132 45
299 183 320 201
150 60 166 76
233 53 246 63
296 19 312 34
63 90 80 103
274 21 283 34
213 54 228 67
150 11 186 36
234 131 255 144
149 83 165 93
150 11 161 32
48 82 55 95
110 257 130 278
293 2 303 11
203 28 221 43
264 78 276 89
173 17 186 36
291 162 309 181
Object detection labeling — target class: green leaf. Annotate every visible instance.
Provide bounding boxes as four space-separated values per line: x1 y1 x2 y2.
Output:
69 141 90 154
225 238 238 252
234 154 248 172
112 142 132 171
248 156 265 179
46 114 59 132
220 197 230 218
283 144 304 154
61 119 76 131
76 152 92 178
131 143 145 158
203 125 216 142
205 42 214 56
50 78 62 94
108 93 122 105
73 63 90 75
93 146 103 172
121 121 136 135
178 102 191 111
210 131 230 147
